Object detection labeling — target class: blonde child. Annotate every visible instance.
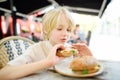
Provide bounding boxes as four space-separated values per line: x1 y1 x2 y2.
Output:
0 7 92 80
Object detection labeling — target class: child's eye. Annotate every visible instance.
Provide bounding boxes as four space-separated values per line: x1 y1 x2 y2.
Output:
57 28 62 31
67 29 71 32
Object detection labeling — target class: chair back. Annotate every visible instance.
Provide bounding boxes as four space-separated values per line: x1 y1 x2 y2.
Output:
0 36 35 69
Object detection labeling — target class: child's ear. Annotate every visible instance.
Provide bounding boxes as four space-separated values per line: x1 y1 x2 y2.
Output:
43 30 48 34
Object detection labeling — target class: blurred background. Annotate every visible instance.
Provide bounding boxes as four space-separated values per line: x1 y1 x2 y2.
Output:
1 0 120 61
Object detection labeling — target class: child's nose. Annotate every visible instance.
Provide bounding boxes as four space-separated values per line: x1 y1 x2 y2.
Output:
63 30 69 35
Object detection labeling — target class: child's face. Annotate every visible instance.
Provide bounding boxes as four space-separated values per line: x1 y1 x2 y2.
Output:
49 14 71 45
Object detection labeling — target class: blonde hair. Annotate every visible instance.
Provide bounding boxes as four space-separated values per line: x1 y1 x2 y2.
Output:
42 7 75 40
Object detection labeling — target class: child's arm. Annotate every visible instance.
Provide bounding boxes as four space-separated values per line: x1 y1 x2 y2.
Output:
0 58 53 80
0 44 64 80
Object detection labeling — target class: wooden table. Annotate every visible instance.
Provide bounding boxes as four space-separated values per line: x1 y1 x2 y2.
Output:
18 60 120 80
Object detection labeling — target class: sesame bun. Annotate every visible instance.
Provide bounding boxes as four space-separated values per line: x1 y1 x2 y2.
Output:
56 48 78 57
70 56 99 74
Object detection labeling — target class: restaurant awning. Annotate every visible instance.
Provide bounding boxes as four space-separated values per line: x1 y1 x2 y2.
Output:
0 0 111 18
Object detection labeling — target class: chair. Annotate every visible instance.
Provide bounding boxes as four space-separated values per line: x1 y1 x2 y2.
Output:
86 30 92 46
0 36 35 69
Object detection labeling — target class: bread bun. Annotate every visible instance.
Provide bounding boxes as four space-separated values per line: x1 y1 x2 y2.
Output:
70 56 99 74
56 48 78 57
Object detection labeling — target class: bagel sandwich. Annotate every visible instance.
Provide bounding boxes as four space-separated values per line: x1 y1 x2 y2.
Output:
56 48 78 57
70 56 100 74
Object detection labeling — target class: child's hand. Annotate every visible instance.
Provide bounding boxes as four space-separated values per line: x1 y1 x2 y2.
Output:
46 44 65 66
72 43 93 57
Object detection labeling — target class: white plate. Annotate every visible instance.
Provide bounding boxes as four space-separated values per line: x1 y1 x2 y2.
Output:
55 58 104 77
